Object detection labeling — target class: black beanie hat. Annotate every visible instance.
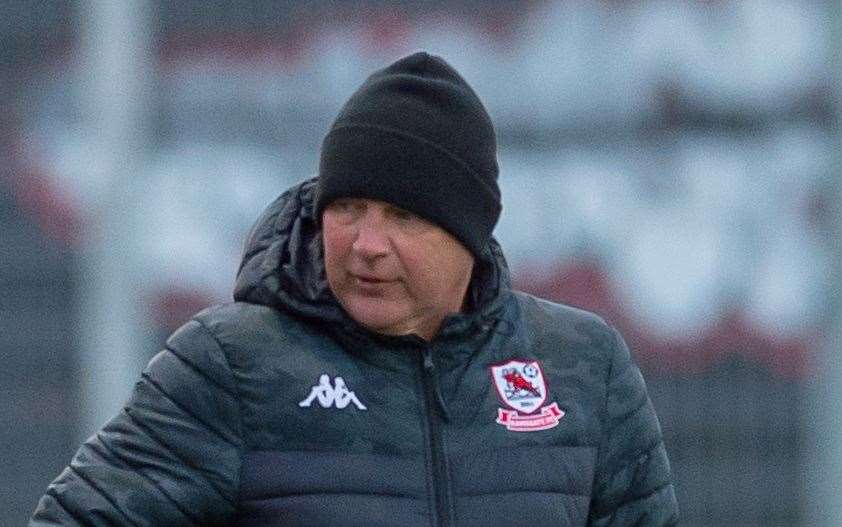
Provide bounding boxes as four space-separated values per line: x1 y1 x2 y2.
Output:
315 51 501 257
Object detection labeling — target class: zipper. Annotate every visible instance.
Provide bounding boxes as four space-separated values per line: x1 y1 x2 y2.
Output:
420 347 453 527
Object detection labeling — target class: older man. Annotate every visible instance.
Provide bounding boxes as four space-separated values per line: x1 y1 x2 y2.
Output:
31 52 678 526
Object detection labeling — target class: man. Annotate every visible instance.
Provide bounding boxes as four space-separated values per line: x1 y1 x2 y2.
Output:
31 52 678 526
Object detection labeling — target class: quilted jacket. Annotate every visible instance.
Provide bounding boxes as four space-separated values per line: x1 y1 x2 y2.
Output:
30 178 678 526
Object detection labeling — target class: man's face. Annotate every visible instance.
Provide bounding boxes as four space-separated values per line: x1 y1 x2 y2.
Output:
322 198 475 340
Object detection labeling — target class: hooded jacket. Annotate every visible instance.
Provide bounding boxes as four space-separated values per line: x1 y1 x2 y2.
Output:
30 178 678 526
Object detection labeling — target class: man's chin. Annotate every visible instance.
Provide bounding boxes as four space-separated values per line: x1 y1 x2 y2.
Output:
343 300 411 336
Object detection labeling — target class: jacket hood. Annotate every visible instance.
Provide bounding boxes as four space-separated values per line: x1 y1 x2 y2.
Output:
233 177 511 337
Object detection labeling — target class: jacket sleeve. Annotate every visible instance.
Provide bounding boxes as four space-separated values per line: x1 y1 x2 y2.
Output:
587 327 679 527
29 317 243 526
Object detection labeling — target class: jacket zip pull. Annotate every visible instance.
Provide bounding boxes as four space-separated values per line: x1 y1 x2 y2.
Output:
422 350 452 423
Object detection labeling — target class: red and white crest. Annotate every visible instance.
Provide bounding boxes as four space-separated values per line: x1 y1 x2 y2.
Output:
490 359 547 414
488 359 564 432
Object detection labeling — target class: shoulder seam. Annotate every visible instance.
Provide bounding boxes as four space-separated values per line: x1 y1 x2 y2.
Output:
192 316 247 508
192 318 246 438
163 345 238 400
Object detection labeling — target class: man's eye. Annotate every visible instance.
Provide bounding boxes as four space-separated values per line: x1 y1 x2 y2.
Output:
330 200 360 213
391 209 432 231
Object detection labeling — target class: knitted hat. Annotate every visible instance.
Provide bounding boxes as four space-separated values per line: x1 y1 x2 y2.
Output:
315 51 501 257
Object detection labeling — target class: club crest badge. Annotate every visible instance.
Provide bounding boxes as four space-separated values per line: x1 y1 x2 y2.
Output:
489 359 564 432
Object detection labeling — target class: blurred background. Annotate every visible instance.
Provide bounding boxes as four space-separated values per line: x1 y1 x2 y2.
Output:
2 1 841 525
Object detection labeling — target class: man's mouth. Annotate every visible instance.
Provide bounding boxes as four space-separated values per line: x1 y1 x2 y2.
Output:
352 274 391 285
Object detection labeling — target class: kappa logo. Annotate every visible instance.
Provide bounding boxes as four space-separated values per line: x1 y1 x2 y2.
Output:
489 359 564 432
299 374 367 410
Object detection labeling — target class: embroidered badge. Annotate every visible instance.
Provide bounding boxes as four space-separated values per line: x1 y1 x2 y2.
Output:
299 374 367 410
489 359 564 432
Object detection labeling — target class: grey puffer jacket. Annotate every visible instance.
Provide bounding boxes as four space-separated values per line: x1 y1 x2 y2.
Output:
31 178 678 526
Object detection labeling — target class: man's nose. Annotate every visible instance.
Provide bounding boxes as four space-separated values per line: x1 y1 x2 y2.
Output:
352 214 390 258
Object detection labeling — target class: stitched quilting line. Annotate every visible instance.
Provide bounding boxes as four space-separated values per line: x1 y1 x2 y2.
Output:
122 408 236 508
90 433 202 526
